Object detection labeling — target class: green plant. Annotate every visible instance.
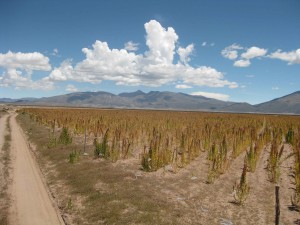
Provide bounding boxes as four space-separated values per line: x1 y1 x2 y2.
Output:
179 132 187 166
219 136 228 174
206 143 219 183
286 128 294 145
69 151 80 164
47 133 57 148
208 142 217 161
267 141 284 183
246 142 258 172
94 129 109 158
58 127 72 145
207 160 218 184
233 159 250 205
206 140 229 183
141 146 151 171
67 197 73 209
146 133 160 171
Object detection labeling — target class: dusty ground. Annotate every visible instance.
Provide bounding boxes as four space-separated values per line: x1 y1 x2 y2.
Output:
15 112 300 225
8 112 64 225
0 113 9 188
0 113 10 224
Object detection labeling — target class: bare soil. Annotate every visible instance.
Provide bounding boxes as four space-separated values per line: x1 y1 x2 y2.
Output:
8 112 64 225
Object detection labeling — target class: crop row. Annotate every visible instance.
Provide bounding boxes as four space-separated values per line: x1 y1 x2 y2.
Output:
19 108 300 205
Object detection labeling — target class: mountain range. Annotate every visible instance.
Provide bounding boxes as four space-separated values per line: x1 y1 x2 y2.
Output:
1 90 300 114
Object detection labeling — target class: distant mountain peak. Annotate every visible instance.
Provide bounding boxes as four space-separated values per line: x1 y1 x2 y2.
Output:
119 90 145 97
254 90 300 114
1 90 299 114
136 90 145 94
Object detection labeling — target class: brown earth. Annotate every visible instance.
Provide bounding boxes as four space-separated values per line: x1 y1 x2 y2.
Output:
8 112 64 225
0 113 9 187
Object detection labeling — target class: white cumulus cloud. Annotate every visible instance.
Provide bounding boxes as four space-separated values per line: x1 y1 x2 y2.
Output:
269 49 300 65
50 60 72 81
0 51 51 71
221 44 243 60
0 51 53 90
183 66 238 88
234 59 251 67
224 45 300 67
124 41 139 51
190 91 230 101
222 45 267 67
0 68 54 90
47 20 237 89
177 44 194 65
144 20 178 65
241 46 267 59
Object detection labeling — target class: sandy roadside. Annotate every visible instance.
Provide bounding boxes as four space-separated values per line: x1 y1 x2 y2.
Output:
0 114 9 193
0 114 8 149
8 112 64 225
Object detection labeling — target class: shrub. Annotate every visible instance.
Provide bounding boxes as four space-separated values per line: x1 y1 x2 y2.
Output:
69 151 80 164
58 127 72 145
47 134 57 148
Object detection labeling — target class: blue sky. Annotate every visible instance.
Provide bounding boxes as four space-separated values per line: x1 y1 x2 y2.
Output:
0 0 299 104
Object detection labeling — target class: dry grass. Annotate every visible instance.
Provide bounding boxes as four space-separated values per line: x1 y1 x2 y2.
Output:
0 115 11 225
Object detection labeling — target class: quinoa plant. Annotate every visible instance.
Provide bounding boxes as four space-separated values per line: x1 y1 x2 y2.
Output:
291 140 300 209
267 140 284 183
58 127 72 145
47 133 57 148
69 150 80 164
121 138 131 159
286 128 294 145
141 130 161 171
246 142 258 172
94 129 109 158
233 159 250 205
141 146 151 171
207 140 229 183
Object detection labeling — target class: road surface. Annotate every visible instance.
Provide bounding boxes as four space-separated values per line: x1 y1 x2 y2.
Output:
9 112 64 225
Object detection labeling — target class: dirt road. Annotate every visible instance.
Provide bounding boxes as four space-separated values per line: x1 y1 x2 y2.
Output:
9 113 64 225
